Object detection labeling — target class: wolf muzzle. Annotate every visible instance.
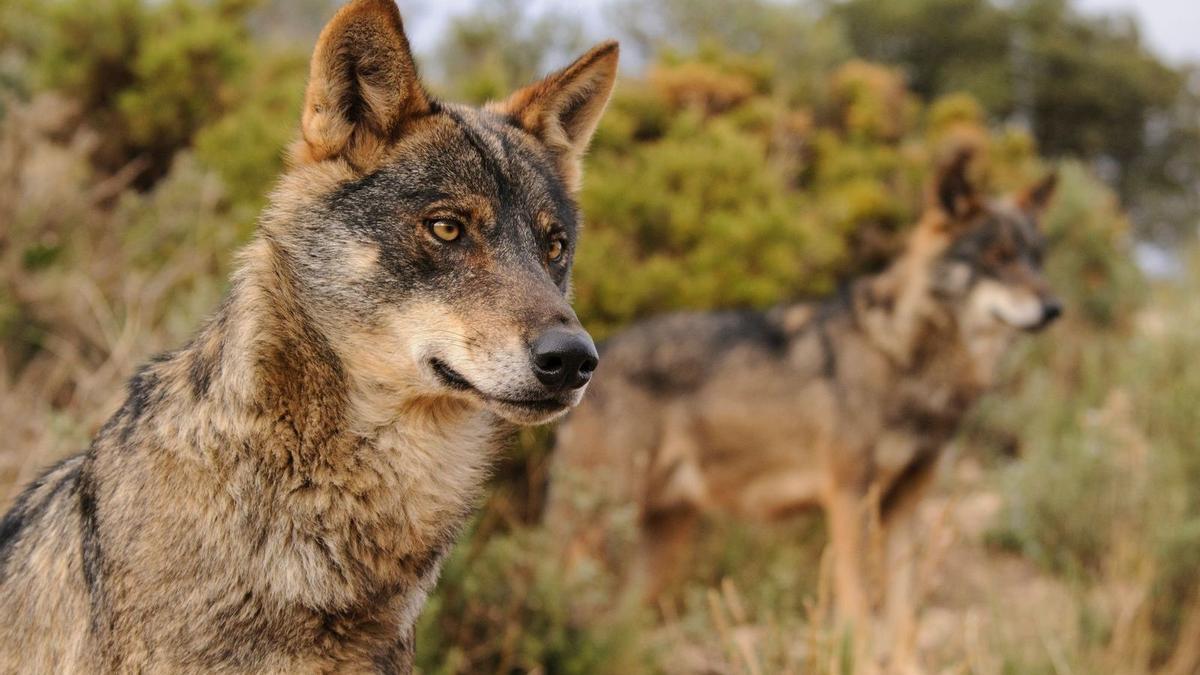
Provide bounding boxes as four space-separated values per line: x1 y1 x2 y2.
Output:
1032 296 1063 331
530 328 598 393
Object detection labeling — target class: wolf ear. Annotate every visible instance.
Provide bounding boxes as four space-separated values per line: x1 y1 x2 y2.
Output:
930 148 981 221
299 0 431 171
491 41 619 192
1018 172 1059 215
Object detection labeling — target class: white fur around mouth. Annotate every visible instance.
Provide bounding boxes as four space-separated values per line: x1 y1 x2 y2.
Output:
973 280 1045 331
429 358 568 413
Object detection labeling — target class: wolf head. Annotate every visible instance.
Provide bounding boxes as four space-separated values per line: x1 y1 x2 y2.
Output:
919 150 1062 337
263 0 617 425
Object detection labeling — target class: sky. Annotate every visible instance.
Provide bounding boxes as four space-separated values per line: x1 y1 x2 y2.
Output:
406 0 1200 67
1075 0 1200 64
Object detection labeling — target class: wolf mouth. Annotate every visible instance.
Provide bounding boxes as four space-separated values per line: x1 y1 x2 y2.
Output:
430 358 473 390
990 309 1049 333
429 358 566 412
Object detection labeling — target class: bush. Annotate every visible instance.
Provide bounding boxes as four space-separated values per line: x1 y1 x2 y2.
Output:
22 0 257 183
416 525 654 674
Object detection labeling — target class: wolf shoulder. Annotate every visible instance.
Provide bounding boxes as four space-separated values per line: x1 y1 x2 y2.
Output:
0 454 95 670
594 304 835 394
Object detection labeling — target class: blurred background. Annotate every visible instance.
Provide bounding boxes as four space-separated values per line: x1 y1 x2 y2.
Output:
1 0 1198 672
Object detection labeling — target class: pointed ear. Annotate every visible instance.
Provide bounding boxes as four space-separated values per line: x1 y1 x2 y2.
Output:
1018 172 1058 214
929 148 981 221
299 0 432 171
490 41 619 192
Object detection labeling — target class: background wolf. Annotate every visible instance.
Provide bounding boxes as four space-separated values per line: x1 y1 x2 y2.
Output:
547 150 1060 668
0 0 617 671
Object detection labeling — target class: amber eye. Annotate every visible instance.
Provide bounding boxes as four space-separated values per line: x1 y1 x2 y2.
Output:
547 238 566 262
428 219 462 242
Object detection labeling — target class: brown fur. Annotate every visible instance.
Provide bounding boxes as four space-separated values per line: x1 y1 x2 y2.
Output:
488 42 620 193
547 151 1060 670
0 1 617 671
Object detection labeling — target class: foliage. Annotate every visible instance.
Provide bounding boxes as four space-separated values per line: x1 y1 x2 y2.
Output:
191 51 307 211
611 0 853 105
0 1 1195 673
833 0 1016 115
430 0 589 103
24 0 255 182
832 0 1195 238
415 525 654 675
616 0 1198 240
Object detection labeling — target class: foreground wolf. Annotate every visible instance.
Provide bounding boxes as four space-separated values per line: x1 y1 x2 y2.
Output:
548 151 1059 662
0 1 617 671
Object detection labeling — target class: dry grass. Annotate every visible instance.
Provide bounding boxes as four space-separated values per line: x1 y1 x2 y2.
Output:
0 94 240 500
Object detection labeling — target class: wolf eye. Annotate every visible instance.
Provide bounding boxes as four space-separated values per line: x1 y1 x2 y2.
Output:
428 219 462 242
547 237 566 262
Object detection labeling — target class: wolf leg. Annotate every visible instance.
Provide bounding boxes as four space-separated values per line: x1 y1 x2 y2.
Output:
824 485 875 665
878 459 939 675
635 506 700 608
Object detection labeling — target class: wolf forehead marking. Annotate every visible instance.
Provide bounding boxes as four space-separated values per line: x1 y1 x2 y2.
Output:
442 107 579 233
947 208 1044 267
329 111 577 231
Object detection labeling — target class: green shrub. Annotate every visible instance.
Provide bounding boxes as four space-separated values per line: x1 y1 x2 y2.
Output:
27 0 256 182
192 51 307 211
416 524 654 674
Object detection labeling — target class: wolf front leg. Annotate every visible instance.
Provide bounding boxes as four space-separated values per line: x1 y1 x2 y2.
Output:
823 482 878 671
637 505 701 607
634 406 706 606
877 456 941 675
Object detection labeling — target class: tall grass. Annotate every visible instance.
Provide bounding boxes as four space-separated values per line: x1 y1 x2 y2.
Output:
988 259 1200 674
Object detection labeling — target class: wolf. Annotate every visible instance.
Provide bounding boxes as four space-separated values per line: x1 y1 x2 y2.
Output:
0 1 617 672
546 150 1060 667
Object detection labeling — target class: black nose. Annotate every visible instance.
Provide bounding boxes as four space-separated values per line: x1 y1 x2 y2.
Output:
1041 299 1063 325
531 328 598 392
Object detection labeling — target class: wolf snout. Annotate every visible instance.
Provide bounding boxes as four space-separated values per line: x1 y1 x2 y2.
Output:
530 328 598 392
1033 297 1063 330
1042 298 1063 324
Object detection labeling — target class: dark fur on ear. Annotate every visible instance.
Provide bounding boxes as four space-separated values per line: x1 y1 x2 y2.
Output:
490 41 619 192
1018 172 1059 214
930 148 982 221
299 0 432 171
